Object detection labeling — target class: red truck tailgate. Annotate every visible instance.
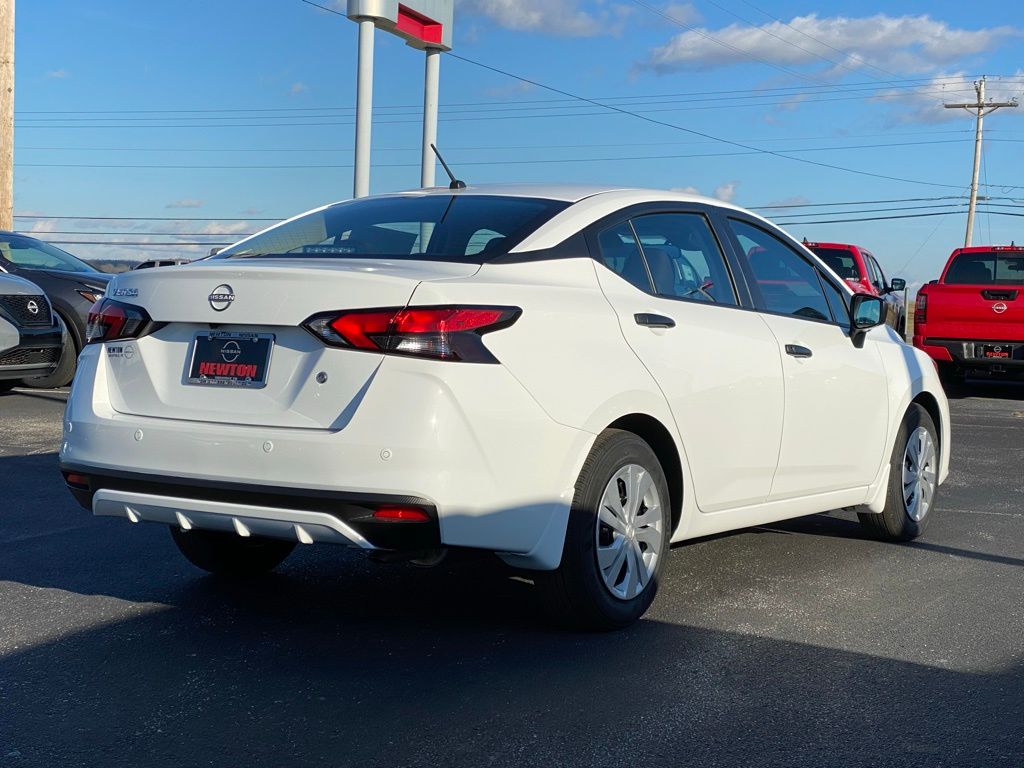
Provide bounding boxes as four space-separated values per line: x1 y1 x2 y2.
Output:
922 285 1024 341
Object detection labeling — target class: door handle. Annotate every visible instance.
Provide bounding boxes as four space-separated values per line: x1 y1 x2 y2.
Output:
634 313 676 329
785 344 813 359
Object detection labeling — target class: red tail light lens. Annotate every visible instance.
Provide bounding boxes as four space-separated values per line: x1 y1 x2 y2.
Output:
86 299 153 344
915 293 927 325
372 506 431 522
303 305 520 363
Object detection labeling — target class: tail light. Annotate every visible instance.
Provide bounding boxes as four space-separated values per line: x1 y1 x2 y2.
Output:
86 299 154 344
915 293 927 325
303 305 520 363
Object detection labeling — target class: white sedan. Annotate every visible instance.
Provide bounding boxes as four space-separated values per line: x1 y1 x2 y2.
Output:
60 185 950 629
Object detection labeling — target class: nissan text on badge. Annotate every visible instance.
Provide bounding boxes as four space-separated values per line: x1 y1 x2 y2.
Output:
60 185 952 629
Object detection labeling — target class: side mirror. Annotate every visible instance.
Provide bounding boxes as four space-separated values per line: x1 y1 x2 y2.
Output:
850 294 885 348
890 277 906 291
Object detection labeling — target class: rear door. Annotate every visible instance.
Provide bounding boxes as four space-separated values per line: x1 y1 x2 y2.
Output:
588 207 785 513
723 218 889 498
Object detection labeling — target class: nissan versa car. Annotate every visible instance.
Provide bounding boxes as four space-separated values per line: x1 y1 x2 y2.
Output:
60 186 951 629
0 273 65 392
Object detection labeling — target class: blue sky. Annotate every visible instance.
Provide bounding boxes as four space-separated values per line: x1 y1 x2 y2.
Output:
11 0 1024 284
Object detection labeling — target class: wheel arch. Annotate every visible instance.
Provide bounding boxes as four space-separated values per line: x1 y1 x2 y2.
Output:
911 390 943 453
606 413 684 535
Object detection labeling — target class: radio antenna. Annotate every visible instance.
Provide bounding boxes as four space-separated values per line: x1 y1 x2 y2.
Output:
430 144 466 190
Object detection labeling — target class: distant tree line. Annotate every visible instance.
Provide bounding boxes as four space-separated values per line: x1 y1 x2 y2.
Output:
86 259 139 274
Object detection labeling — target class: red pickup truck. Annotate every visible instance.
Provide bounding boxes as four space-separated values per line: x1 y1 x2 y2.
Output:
913 244 1024 380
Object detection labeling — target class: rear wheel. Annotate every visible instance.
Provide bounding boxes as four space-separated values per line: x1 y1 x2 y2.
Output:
858 404 938 542
170 527 296 576
537 429 671 631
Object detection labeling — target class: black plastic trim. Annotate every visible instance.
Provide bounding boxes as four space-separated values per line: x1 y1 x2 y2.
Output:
59 463 441 551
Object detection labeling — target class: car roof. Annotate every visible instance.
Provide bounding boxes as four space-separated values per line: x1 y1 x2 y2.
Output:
222 184 775 257
805 241 861 251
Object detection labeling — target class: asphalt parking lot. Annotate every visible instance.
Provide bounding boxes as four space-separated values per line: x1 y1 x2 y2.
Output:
1 383 1022 767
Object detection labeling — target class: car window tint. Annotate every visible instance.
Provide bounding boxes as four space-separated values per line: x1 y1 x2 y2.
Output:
820 272 851 330
596 222 652 292
729 219 832 322
630 213 737 305
810 247 859 281
214 195 570 263
0 236 95 273
869 256 888 291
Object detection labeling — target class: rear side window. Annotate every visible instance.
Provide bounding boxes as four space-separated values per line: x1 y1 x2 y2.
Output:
215 195 570 262
811 247 860 281
945 252 1024 285
630 214 737 305
729 219 832 322
597 222 652 292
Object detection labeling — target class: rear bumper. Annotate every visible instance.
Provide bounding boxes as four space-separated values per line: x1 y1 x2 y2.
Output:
914 336 1024 368
61 346 596 570
61 465 440 551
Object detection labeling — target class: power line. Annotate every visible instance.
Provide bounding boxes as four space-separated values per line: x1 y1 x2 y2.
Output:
732 0 904 80
442 52 965 189
10 139 978 170
776 208 1024 226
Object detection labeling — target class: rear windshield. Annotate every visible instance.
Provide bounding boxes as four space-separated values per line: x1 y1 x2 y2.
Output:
945 251 1024 285
215 195 570 262
809 247 860 281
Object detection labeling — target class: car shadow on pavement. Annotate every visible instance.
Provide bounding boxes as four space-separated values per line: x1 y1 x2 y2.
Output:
2 453 1023 767
943 377 1024 401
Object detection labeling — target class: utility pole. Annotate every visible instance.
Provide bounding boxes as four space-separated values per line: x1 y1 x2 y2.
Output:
420 47 440 188
0 0 14 230
945 76 1018 247
352 16 375 199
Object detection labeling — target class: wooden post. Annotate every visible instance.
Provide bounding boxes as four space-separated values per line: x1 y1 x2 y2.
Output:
0 0 13 230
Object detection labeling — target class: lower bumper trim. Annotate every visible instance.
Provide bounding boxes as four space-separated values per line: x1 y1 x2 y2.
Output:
61 464 441 551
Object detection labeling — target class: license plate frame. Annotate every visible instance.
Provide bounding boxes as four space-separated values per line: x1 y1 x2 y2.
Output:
978 344 1014 360
186 331 275 389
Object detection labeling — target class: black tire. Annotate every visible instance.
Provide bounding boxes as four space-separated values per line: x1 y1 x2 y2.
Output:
22 314 76 389
170 527 296 576
858 404 939 542
537 429 672 631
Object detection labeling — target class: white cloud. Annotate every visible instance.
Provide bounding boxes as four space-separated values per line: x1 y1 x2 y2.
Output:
457 0 631 37
657 3 699 25
670 183 738 202
290 82 309 96
643 14 1019 76
713 182 738 203
46 69 68 79
165 199 205 209
877 71 1024 124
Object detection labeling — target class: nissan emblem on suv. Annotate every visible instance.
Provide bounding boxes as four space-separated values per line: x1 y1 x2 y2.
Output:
208 284 235 312
26 300 39 315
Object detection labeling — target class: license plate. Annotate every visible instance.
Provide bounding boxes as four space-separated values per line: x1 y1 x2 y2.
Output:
187 332 274 388
979 344 1014 359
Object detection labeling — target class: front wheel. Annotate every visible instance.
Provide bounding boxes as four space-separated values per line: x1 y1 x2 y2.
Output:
858 404 939 542
537 429 671 631
170 527 296 576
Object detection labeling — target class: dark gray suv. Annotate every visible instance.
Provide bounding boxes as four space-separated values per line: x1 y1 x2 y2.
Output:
0 233 110 387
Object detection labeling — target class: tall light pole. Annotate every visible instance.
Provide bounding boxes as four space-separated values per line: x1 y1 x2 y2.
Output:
346 1 453 197
945 76 1018 247
0 0 14 230
420 47 440 188
352 16 375 199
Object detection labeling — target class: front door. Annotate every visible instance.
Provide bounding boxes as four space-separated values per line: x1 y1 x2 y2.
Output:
724 218 890 499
